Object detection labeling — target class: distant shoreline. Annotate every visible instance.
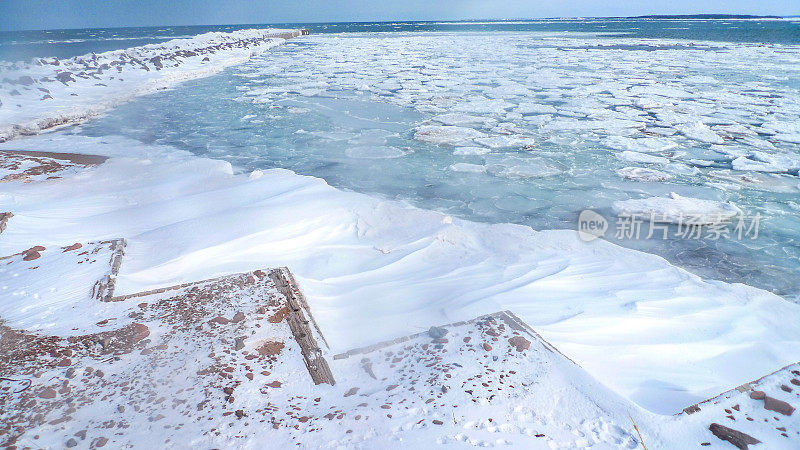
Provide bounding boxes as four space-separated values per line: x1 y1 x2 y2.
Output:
630 14 784 19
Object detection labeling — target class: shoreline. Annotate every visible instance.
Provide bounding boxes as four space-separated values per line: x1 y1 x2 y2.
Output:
1 131 799 416
0 28 307 143
1 23 799 447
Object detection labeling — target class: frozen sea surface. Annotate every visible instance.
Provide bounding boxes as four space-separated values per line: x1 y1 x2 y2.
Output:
76 30 800 299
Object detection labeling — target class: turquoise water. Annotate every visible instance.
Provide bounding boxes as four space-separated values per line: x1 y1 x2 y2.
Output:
68 26 800 299
2 18 800 61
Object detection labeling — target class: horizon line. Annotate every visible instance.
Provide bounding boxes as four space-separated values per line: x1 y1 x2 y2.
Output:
2 13 798 33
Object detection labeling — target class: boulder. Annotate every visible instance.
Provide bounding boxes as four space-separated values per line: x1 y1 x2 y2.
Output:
56 71 75 84
708 423 760 450
764 396 795 416
428 326 448 339
508 336 531 352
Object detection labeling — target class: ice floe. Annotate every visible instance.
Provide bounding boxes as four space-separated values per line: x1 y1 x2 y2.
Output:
448 162 487 173
474 135 535 149
616 166 674 182
345 146 405 159
613 192 742 224
605 136 679 153
617 151 669 165
676 121 725 144
453 146 492 156
430 113 496 127
413 125 487 146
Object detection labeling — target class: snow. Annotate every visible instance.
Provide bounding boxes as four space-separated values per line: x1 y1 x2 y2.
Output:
2 133 798 418
0 241 119 331
3 26 800 448
0 28 298 142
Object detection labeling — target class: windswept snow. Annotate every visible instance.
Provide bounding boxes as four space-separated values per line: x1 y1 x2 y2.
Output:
2 133 799 416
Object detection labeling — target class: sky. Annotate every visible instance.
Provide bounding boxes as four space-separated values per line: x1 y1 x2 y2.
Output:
1 0 798 31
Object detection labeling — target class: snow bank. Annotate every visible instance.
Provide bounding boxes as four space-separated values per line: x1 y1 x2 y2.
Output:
0 28 299 142
2 133 799 415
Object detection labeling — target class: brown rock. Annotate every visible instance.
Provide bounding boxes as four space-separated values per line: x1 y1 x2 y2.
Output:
232 311 246 323
57 358 72 367
268 306 289 323
764 396 795 416
749 391 766 400
39 388 57 399
63 243 82 252
482 343 492 351
432 419 443 425
708 423 760 449
209 316 230 325
508 336 531 352
344 387 359 397
256 340 284 356
266 381 282 388
129 323 149 342
23 250 41 261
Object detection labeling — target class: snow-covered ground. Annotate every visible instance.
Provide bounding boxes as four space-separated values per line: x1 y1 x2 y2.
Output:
1 27 799 448
1 133 799 419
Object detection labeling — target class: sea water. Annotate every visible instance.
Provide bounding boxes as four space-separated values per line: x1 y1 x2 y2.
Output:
6 19 800 299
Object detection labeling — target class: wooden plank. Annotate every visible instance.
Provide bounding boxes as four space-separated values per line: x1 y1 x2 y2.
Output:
93 238 127 302
269 268 335 386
